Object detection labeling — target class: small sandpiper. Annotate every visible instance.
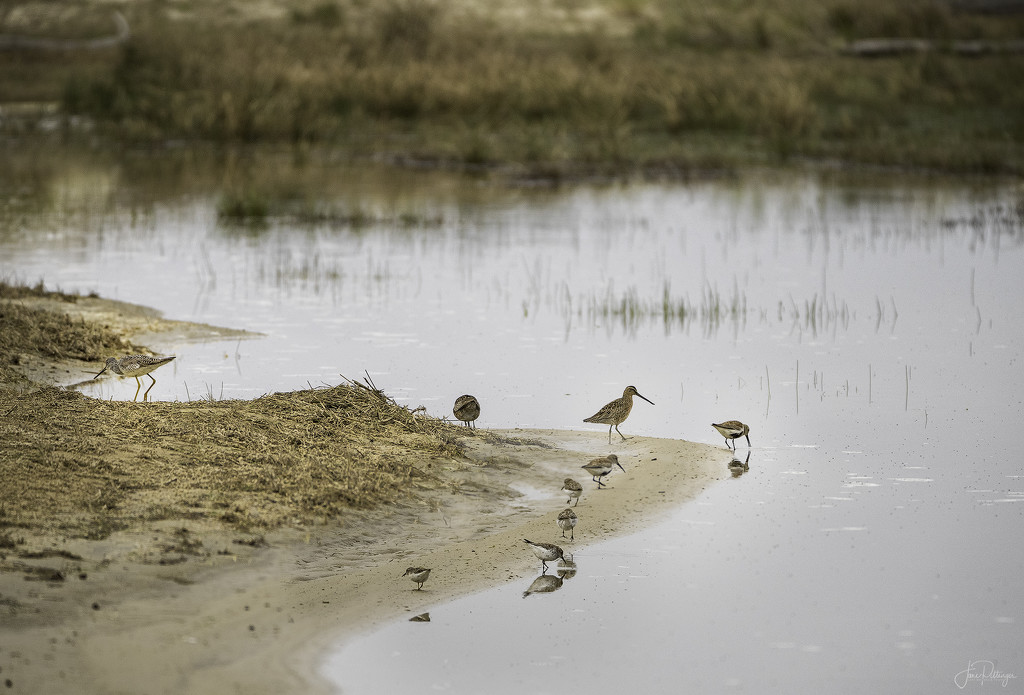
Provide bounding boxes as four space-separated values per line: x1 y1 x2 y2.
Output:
581 454 625 488
561 478 583 507
453 394 480 428
402 567 432 590
584 385 654 444
523 539 567 571
557 508 578 541
711 420 751 450
93 354 176 402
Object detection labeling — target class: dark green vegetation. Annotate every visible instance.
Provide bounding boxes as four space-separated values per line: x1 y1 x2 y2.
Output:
2 0 1023 175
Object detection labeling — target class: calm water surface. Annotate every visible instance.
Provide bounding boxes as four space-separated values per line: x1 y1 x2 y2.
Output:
2 152 1022 693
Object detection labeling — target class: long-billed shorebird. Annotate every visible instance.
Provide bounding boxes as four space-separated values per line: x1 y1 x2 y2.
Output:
711 420 751 450
557 508 578 541
581 454 625 488
584 385 654 444
453 394 480 428
93 354 176 402
523 539 566 571
561 478 583 506
402 567 432 590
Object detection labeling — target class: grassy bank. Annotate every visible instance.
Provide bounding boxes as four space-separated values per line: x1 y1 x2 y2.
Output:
0 282 469 542
0 281 130 387
0 382 464 542
2 0 1022 175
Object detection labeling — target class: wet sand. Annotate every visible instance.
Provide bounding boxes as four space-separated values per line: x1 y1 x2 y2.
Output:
2 429 726 694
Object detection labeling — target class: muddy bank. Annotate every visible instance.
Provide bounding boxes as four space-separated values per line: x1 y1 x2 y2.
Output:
2 429 725 695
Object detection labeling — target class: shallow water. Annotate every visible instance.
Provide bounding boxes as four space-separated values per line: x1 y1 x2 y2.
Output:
2 151 1022 692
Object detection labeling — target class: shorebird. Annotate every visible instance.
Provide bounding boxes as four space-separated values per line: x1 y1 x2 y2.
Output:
581 454 625 488
93 354 176 402
557 508 578 541
712 420 751 450
402 567 432 590
584 385 654 444
453 394 480 428
561 478 583 506
523 539 566 571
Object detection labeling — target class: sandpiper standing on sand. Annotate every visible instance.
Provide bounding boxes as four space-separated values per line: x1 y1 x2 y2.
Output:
584 386 654 444
581 454 625 488
712 420 751 450
402 567 432 590
557 508 578 541
93 354 176 402
561 478 583 506
453 395 481 428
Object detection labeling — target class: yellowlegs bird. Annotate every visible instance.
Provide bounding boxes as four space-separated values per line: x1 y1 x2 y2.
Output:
557 508 578 541
581 454 625 488
402 567 432 590
522 573 563 598
584 385 654 443
712 420 751 450
523 539 566 571
93 354 176 402
561 478 583 507
453 394 480 428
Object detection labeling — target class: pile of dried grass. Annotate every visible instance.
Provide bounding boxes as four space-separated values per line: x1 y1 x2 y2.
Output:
0 281 134 384
0 378 468 540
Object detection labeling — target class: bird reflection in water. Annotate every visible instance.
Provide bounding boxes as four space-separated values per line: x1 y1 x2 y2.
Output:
522 556 578 597
556 559 577 580
523 573 563 598
728 451 751 478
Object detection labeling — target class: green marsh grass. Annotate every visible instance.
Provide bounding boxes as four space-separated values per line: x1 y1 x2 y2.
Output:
4 0 1017 174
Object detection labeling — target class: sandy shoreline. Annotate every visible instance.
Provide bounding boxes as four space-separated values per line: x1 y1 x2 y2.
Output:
2 428 727 694
1 290 728 693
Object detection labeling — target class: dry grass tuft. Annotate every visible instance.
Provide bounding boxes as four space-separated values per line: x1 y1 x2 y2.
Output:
0 281 133 384
0 378 472 540
0 282 475 541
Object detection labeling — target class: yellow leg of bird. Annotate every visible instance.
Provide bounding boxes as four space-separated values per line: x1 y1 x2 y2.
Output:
132 377 142 402
143 374 157 401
